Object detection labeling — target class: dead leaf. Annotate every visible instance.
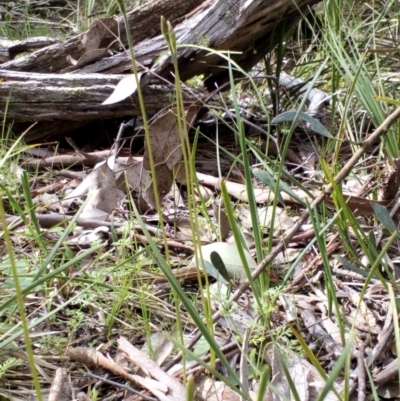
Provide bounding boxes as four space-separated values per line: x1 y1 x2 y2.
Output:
75 48 111 68
212 202 230 240
143 110 182 170
66 55 78 66
140 106 201 210
82 18 117 52
323 194 394 215
194 376 258 401
265 345 339 401
114 156 142 192
141 164 173 210
102 73 143 105
195 184 214 202
141 332 174 367
176 214 215 242
82 162 117 217
144 105 201 171
381 158 400 201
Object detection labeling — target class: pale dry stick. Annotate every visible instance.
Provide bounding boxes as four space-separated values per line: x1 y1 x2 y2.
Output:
240 328 251 401
357 345 366 401
165 106 400 371
353 318 395 389
84 372 157 401
48 368 67 401
332 267 378 283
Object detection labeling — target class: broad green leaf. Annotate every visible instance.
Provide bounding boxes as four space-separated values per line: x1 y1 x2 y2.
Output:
371 203 399 236
210 251 231 283
252 169 285 206
186 335 210 366
202 260 229 284
333 255 368 278
272 111 333 138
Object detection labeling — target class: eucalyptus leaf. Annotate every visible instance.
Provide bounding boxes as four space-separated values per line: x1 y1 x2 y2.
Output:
252 169 285 206
371 203 399 236
272 111 333 138
186 336 210 366
333 255 368 278
102 73 143 105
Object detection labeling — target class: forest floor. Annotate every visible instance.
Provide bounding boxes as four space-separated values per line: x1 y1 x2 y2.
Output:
1 1 400 401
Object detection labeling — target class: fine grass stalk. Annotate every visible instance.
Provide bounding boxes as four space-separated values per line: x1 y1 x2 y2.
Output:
116 2 187 369
388 285 400 390
0 197 43 401
133 203 247 393
227 56 264 270
220 180 262 306
308 200 346 342
160 16 207 374
116 0 168 253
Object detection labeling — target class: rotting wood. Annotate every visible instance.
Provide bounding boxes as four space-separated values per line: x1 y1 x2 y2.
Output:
0 37 61 63
3 0 319 88
0 0 204 73
73 0 322 90
1 0 320 141
0 70 200 122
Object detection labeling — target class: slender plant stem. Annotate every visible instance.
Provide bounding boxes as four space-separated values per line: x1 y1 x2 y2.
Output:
171 105 400 362
0 199 43 401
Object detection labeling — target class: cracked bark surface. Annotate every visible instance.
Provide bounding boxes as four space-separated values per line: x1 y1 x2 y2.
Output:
0 0 319 141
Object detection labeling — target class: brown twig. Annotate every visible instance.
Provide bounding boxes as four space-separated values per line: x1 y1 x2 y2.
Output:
166 106 400 369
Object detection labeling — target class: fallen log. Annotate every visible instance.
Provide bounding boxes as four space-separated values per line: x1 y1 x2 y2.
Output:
3 0 319 87
0 37 61 63
1 0 320 141
0 70 201 142
0 70 199 122
0 0 204 74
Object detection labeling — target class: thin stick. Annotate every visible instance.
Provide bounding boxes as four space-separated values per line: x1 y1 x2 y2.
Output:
166 106 400 369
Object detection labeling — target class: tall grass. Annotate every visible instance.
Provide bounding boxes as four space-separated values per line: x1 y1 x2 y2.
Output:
1 0 399 399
